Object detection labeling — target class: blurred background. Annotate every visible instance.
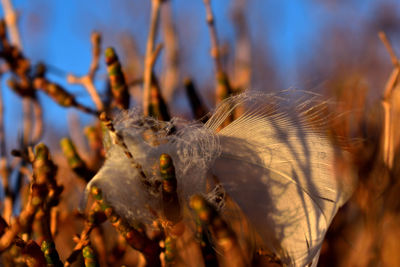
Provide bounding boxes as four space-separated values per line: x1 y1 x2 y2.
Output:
0 0 399 149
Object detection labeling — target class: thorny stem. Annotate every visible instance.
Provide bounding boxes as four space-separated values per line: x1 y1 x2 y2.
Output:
98 112 149 184
143 0 163 116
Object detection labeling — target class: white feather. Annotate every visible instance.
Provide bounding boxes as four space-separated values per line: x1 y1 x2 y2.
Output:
208 92 355 266
84 91 356 266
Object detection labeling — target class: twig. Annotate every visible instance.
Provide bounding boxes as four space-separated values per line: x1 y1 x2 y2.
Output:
159 154 181 223
67 32 104 111
60 138 95 182
0 183 41 251
104 47 130 110
203 0 222 72
203 0 233 107
0 0 22 49
64 224 94 266
190 194 247 266
379 31 400 169
161 3 180 101
184 78 209 122
34 78 99 115
22 98 33 145
90 227 107 267
143 0 163 116
0 80 12 224
149 73 171 121
82 243 99 267
31 98 43 143
64 202 106 267
379 31 399 68
0 0 40 148
90 186 162 267
231 0 251 89
98 112 157 190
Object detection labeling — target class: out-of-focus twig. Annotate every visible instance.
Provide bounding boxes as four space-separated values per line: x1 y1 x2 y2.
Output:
190 194 247 267
379 31 399 169
67 32 104 111
16 239 47 267
0 0 22 50
34 77 99 115
143 0 163 116
203 0 233 118
149 72 171 121
82 243 99 267
90 186 162 267
64 202 106 267
0 79 12 224
231 0 251 90
160 154 181 224
0 183 42 251
184 78 209 122
379 31 400 68
104 47 130 110
60 138 95 182
161 2 180 102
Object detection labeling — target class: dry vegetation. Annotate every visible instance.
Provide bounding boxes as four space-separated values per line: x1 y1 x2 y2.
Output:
0 0 399 266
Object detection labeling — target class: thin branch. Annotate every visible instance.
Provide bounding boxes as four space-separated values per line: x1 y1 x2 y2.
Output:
22 98 33 145
161 3 180 101
143 0 162 116
31 98 43 143
203 0 233 109
203 0 222 72
379 31 400 169
0 0 22 49
67 32 104 111
0 82 12 224
379 31 399 68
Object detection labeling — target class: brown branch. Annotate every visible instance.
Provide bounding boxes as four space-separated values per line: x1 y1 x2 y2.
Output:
143 0 163 116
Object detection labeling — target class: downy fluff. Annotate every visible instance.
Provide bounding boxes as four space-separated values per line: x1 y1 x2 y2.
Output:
85 91 356 266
